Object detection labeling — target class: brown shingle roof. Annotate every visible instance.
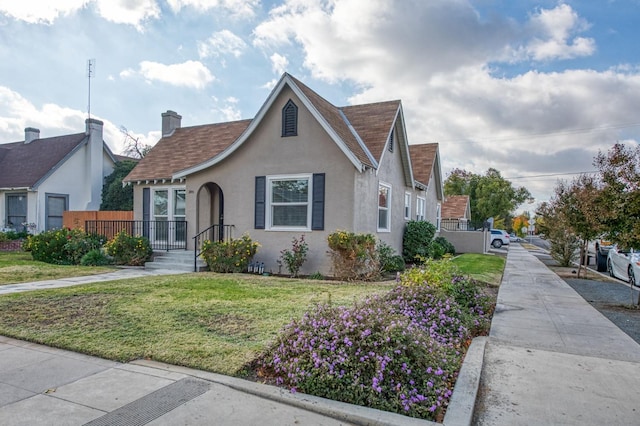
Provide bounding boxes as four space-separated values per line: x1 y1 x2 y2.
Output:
409 143 438 187
342 100 400 163
0 133 87 188
125 74 404 181
288 75 375 167
124 119 252 182
442 195 470 219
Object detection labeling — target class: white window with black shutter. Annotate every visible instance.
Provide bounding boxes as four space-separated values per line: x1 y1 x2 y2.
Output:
255 173 324 231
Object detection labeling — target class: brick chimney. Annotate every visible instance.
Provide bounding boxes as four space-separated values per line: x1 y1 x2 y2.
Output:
162 110 182 137
24 127 40 144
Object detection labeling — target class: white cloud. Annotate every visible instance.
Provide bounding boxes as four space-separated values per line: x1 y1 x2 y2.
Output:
0 0 159 30
198 30 247 59
93 0 160 31
522 4 595 61
166 0 259 18
0 0 88 24
121 60 215 89
253 0 640 206
269 52 288 75
211 96 241 121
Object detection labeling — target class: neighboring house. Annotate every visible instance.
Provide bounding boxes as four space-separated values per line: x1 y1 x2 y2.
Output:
124 73 444 275
0 119 116 233
441 195 471 230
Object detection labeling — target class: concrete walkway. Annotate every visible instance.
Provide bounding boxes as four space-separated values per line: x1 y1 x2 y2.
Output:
474 244 640 425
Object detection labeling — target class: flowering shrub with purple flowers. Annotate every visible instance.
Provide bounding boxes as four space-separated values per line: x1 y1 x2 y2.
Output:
260 261 493 421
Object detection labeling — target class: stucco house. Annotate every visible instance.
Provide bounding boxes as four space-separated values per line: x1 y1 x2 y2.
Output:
124 73 444 275
441 195 471 230
0 119 116 233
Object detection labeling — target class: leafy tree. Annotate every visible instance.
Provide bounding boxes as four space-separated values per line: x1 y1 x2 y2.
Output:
594 143 640 249
512 215 530 237
100 160 137 211
551 175 605 277
444 168 532 224
536 200 581 267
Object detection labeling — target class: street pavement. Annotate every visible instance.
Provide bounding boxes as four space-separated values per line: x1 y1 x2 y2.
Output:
474 244 640 425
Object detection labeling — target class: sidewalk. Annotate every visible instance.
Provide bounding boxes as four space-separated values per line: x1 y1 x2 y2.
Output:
474 244 640 425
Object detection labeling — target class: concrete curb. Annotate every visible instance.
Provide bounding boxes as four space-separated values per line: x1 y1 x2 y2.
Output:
132 359 438 426
442 336 487 426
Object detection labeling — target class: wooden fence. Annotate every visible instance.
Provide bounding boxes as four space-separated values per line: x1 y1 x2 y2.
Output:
63 211 133 231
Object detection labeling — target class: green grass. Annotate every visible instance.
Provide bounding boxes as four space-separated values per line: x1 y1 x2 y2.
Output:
0 273 393 375
0 251 114 285
452 253 505 286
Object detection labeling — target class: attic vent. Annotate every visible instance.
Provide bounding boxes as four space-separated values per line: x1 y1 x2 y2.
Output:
282 100 298 137
388 130 394 152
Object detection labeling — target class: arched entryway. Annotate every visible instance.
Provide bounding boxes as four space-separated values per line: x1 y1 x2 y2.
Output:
196 182 225 241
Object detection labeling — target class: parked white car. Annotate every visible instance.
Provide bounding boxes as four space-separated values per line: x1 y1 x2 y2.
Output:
607 245 640 287
490 229 510 249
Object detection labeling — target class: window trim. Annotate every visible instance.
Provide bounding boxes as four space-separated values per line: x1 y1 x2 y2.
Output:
45 192 68 231
416 196 426 221
266 174 312 231
5 192 27 230
404 191 411 220
377 182 392 232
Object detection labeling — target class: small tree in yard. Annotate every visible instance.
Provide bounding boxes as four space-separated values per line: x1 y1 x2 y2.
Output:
536 201 581 267
280 235 308 278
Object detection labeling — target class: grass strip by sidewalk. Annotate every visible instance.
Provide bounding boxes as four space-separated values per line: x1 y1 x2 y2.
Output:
0 273 393 376
453 253 505 286
0 251 113 285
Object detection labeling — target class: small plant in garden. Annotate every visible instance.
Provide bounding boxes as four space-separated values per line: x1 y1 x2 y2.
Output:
201 233 259 273
104 230 153 266
80 248 111 266
260 259 494 421
279 235 309 277
327 230 379 281
377 241 405 273
429 236 455 259
403 220 437 263
23 228 104 265
308 271 324 280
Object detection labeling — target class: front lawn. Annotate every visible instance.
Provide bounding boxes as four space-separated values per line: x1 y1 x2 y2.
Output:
452 253 505 286
0 273 393 375
0 251 114 285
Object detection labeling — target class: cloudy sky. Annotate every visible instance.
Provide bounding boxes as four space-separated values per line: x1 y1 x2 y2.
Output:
1 0 639 212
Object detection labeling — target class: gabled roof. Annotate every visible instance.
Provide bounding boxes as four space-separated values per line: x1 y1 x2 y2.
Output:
125 120 251 182
0 133 87 189
126 73 418 186
442 195 470 219
409 143 444 200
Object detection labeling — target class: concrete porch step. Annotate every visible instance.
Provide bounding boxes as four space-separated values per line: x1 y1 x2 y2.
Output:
145 251 208 272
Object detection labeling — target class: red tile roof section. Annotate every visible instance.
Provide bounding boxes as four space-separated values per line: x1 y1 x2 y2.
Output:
409 143 438 187
0 134 87 188
124 119 252 182
442 195 470 219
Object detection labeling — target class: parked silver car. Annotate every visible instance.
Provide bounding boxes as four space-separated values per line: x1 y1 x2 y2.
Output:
607 245 640 287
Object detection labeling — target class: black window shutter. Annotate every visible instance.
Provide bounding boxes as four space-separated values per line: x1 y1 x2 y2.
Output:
388 130 394 152
282 100 298 137
142 188 150 238
311 173 325 230
255 176 266 229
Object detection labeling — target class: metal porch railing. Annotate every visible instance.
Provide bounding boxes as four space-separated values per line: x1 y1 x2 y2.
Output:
85 220 188 251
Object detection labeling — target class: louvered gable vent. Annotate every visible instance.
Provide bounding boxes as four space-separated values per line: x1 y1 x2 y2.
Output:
282 99 298 137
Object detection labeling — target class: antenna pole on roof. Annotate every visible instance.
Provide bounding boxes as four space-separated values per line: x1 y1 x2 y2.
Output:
87 59 95 120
